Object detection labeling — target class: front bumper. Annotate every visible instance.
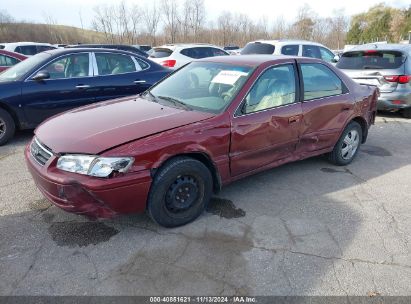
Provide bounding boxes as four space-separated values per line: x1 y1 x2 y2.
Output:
25 144 152 219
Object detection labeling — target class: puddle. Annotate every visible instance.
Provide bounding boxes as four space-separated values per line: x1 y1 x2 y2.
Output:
206 197 246 219
361 145 392 157
49 222 119 247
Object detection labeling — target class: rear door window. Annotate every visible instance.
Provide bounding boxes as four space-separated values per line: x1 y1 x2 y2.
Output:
281 45 299 56
181 47 211 59
336 50 406 70
15 45 38 56
301 63 344 100
95 53 137 75
0 55 19 66
37 45 56 52
302 45 321 59
149 48 173 58
241 43 275 55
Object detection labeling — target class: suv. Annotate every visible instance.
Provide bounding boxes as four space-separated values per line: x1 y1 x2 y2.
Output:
241 40 338 63
337 44 411 118
149 44 229 69
0 42 57 56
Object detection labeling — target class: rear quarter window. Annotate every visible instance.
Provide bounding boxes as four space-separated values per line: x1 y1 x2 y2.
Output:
337 50 406 70
241 43 275 55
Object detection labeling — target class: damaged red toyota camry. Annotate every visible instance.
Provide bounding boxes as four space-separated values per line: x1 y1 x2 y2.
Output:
25 55 378 227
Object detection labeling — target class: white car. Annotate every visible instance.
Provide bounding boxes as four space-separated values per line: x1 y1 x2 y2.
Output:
241 40 339 63
0 42 57 56
149 44 229 69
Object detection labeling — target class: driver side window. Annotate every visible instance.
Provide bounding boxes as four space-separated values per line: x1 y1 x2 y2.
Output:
242 64 296 114
43 53 90 80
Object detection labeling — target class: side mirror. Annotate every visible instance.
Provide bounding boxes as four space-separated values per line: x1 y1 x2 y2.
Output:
331 55 340 63
31 70 50 81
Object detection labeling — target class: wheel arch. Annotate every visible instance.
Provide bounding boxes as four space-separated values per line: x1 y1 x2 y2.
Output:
151 152 222 193
351 116 368 144
0 101 20 129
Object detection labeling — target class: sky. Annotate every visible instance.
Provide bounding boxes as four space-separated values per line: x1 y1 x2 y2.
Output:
3 0 410 29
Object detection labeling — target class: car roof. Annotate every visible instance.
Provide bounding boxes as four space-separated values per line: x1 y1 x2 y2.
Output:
0 49 28 59
346 43 411 52
198 54 301 66
42 47 146 57
248 39 325 47
0 42 54 47
154 43 224 50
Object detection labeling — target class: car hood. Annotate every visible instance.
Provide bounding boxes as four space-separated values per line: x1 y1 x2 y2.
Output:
35 96 215 154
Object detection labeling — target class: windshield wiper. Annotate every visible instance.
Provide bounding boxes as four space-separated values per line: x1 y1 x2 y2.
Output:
142 91 158 102
157 96 192 111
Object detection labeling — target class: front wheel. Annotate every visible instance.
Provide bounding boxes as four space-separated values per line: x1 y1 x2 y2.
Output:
0 109 15 146
328 121 362 166
147 157 212 227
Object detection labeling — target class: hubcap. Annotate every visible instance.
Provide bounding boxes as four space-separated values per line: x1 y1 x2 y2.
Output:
165 175 199 212
341 130 360 160
0 118 5 139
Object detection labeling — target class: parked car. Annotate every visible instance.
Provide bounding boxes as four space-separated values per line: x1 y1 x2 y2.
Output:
336 44 411 118
0 50 27 72
0 42 57 56
149 43 229 68
0 48 169 145
66 44 149 58
26 55 378 227
224 45 240 51
241 40 339 63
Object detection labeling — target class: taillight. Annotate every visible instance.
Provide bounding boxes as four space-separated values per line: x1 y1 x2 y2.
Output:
384 75 411 84
161 59 176 68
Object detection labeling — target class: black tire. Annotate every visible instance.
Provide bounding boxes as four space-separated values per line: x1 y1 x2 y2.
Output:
0 108 15 146
327 121 362 166
147 157 213 228
402 108 411 119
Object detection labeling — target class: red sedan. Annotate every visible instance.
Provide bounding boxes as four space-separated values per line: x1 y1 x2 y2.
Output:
0 50 27 72
25 55 378 227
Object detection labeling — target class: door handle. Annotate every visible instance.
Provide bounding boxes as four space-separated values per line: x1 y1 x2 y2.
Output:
76 84 91 89
134 80 146 84
288 115 301 124
341 106 350 111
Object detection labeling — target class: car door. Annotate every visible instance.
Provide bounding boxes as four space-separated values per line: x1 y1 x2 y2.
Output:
92 52 152 103
230 63 302 176
297 59 353 154
21 52 95 125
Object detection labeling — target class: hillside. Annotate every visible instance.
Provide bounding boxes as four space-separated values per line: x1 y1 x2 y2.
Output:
0 22 107 44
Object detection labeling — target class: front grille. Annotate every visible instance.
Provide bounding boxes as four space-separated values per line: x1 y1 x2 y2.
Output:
30 137 53 166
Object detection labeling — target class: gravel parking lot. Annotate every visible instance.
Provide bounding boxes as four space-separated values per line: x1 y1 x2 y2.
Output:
0 113 410 296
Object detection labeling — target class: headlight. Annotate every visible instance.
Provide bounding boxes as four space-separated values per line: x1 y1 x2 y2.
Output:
56 155 134 178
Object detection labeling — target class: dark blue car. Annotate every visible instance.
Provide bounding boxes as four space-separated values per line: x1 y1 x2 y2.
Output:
0 48 170 145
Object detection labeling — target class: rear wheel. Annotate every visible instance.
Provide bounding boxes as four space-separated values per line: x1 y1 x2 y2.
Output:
0 109 15 146
328 121 362 166
402 108 411 119
147 157 212 227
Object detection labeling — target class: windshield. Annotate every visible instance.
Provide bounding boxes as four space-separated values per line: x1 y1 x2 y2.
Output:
148 61 254 113
0 52 51 82
336 50 406 70
241 43 275 55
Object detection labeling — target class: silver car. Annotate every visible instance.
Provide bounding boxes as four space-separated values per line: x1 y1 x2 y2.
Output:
337 44 411 118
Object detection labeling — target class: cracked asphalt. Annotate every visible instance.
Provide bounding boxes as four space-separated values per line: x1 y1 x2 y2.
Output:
0 113 410 296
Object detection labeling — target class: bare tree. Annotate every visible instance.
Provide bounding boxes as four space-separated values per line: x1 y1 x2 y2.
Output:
162 0 180 43
143 3 161 45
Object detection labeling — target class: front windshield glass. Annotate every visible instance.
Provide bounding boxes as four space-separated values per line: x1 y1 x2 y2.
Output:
148 61 253 113
0 52 51 82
